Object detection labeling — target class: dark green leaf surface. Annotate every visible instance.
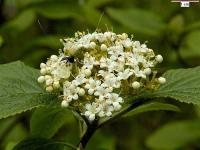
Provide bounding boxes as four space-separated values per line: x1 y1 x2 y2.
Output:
12 137 65 150
0 9 36 35
146 120 200 149
180 30 200 65
0 61 59 119
30 107 72 138
107 8 165 37
34 2 82 20
124 102 180 117
154 66 200 105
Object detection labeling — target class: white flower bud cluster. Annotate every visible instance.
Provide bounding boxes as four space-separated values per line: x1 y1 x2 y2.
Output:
38 54 72 92
38 31 166 122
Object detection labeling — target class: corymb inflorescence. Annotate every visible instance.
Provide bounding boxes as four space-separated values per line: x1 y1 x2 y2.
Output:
38 31 166 121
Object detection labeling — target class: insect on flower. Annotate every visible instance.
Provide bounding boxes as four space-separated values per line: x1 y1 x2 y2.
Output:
61 56 75 63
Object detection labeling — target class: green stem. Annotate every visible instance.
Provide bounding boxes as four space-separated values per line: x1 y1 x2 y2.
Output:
78 123 97 149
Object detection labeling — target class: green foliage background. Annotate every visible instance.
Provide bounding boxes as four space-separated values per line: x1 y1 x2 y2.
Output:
0 0 200 149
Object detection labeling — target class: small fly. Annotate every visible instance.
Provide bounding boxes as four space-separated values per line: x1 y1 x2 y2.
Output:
61 56 75 63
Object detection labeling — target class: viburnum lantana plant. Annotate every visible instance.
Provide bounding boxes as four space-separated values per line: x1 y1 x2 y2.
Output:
36 31 166 149
38 31 166 122
4 30 200 150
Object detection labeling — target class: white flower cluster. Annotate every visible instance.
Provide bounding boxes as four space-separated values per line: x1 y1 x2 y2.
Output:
38 31 166 122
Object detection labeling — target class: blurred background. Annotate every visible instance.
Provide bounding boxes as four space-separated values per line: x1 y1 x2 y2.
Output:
0 0 200 150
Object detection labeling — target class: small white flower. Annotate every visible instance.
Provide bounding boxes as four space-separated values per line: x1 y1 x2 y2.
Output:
73 74 86 86
117 68 133 80
94 85 111 97
104 32 112 39
85 78 101 95
123 38 132 48
107 93 123 110
104 105 114 117
83 53 96 70
84 103 100 121
133 66 146 78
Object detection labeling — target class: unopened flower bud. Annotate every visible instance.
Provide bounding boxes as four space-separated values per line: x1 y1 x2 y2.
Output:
40 63 46 68
121 33 128 39
78 88 85 96
45 75 51 80
53 81 60 89
144 68 151 75
100 44 107 51
50 55 58 61
46 86 53 92
90 42 96 49
46 79 53 86
40 68 47 75
38 76 45 83
61 100 69 107
156 55 163 63
132 81 140 89
158 77 166 84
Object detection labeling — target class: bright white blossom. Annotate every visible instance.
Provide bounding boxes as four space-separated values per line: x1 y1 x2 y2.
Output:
38 31 166 121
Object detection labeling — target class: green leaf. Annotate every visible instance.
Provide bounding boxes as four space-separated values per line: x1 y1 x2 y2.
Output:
180 30 200 65
16 0 53 8
154 66 200 105
146 120 200 149
0 117 17 136
0 9 36 36
33 2 82 20
12 137 75 150
87 130 116 150
87 0 112 7
106 8 165 37
0 61 59 119
185 21 200 32
30 107 73 138
3 123 28 147
27 35 62 49
5 141 18 150
124 102 180 117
